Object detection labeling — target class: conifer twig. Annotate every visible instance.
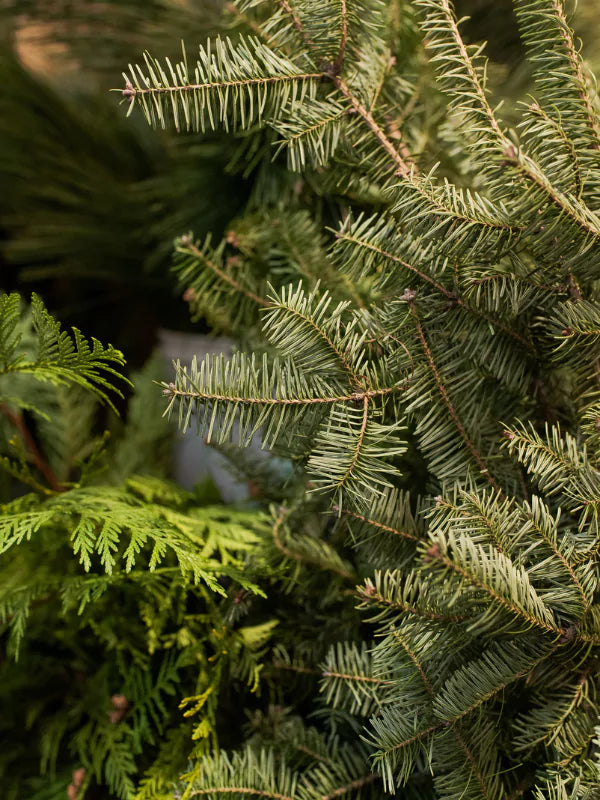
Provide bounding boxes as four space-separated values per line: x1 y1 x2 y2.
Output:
321 774 379 800
272 506 354 580
333 77 411 178
333 0 348 75
336 506 422 543
163 385 402 406
392 627 493 799
180 242 267 308
407 300 503 492
549 0 600 147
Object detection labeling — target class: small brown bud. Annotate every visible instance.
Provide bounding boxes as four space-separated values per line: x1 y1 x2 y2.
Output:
109 693 129 723
183 287 196 303
226 255 241 268
111 693 129 710
561 327 573 336
233 590 249 605
67 784 79 800
400 288 417 303
363 583 377 597
595 417 600 434
122 80 136 103
559 625 577 644
162 381 177 396
225 230 239 247
424 543 441 563
179 233 192 247
248 481 261 498
72 767 86 788
503 144 517 162
503 430 516 441
434 495 443 506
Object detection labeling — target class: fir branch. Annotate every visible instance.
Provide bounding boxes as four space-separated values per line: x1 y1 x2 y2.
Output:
320 773 379 800
357 577 465 623
181 238 269 308
336 394 369 492
271 507 354 580
164 384 397 407
424 543 560 636
335 507 422 543
408 298 502 492
334 226 535 351
333 0 348 75
391 628 497 800
333 76 411 177
122 37 322 133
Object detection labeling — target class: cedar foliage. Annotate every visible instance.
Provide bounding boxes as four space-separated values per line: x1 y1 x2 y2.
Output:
120 0 600 798
0 294 277 799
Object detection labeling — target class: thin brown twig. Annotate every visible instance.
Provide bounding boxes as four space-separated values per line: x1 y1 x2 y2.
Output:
278 0 316 50
164 385 402 406
321 669 395 685
321 774 379 800
335 395 369 491
0 404 63 493
333 76 411 178
335 231 534 352
337 507 422 543
356 585 465 623
182 241 269 307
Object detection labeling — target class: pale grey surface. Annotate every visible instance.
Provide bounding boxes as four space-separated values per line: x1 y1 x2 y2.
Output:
157 329 251 501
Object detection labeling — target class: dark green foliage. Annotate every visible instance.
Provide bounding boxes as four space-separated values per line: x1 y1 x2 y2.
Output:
120 1 600 798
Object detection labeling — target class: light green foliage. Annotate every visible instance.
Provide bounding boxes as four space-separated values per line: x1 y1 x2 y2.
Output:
0 296 277 799
122 0 600 798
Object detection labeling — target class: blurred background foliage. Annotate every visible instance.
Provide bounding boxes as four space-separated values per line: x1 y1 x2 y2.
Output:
0 0 247 366
1 0 599 365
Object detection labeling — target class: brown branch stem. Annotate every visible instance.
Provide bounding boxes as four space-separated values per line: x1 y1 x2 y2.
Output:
337 507 422 543
164 385 402 407
182 242 269 307
0 404 63 493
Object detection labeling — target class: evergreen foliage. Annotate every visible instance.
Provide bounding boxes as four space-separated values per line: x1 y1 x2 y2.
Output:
0 294 276 799
119 0 600 798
